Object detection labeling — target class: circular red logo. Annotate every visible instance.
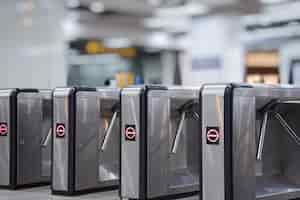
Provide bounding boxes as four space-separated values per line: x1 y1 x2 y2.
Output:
56 124 65 137
0 123 8 136
207 129 220 143
125 126 136 140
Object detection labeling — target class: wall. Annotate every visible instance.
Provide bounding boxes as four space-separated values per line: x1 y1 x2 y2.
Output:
181 15 245 86
0 0 67 89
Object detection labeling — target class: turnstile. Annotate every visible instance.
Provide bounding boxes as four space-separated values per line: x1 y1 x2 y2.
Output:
121 85 200 200
201 84 300 200
52 87 120 195
0 89 52 189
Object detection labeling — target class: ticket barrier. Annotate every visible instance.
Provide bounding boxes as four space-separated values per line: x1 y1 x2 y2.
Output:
0 89 52 189
52 87 120 195
201 84 300 200
121 86 200 200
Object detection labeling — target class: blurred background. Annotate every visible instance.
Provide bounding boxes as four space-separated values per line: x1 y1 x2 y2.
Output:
1 0 300 88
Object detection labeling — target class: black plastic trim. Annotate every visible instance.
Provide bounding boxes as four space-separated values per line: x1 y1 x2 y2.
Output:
224 85 233 200
129 191 199 200
16 89 39 93
119 90 122 197
52 185 118 196
9 89 17 188
199 86 203 200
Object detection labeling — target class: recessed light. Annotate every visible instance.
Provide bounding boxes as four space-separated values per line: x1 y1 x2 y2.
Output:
261 0 289 4
104 38 132 48
66 0 80 8
89 1 105 13
155 3 209 16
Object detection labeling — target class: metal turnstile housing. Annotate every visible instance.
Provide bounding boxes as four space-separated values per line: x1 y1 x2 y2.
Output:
0 88 52 189
52 87 120 195
121 85 200 200
201 83 300 200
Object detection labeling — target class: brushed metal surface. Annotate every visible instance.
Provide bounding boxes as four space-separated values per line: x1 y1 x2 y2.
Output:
201 85 226 200
17 92 43 185
121 86 200 199
75 89 120 190
52 88 74 191
147 88 200 198
53 88 120 192
147 90 169 198
75 91 101 190
232 88 256 200
202 85 300 200
121 87 142 199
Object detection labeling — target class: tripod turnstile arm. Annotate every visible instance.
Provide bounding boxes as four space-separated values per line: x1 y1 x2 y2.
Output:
257 111 300 160
257 112 269 161
171 111 186 154
41 128 52 147
274 112 300 146
100 111 118 151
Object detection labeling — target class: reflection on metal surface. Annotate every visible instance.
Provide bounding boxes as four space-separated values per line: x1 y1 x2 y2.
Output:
41 128 52 147
216 96 224 126
99 165 119 182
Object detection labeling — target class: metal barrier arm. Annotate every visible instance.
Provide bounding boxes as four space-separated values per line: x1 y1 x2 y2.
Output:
41 128 52 147
100 111 118 151
256 112 269 161
274 112 300 146
170 100 200 154
256 109 300 160
171 111 186 154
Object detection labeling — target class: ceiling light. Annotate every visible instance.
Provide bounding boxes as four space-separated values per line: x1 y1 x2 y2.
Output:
155 3 209 16
104 38 132 48
89 1 105 13
65 0 80 8
148 0 162 6
260 0 289 4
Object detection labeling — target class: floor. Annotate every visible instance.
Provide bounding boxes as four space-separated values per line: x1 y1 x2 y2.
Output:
0 186 199 200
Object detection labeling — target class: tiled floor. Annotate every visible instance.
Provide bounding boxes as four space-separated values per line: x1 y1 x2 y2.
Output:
0 187 198 200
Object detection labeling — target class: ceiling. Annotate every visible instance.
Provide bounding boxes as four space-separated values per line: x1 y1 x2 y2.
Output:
69 0 261 16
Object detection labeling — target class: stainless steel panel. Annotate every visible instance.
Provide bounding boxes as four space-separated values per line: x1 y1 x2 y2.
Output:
202 85 226 200
17 92 43 185
228 85 300 200
147 87 200 198
75 91 101 190
147 90 169 198
0 90 14 186
232 89 256 200
121 88 142 199
52 88 74 191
